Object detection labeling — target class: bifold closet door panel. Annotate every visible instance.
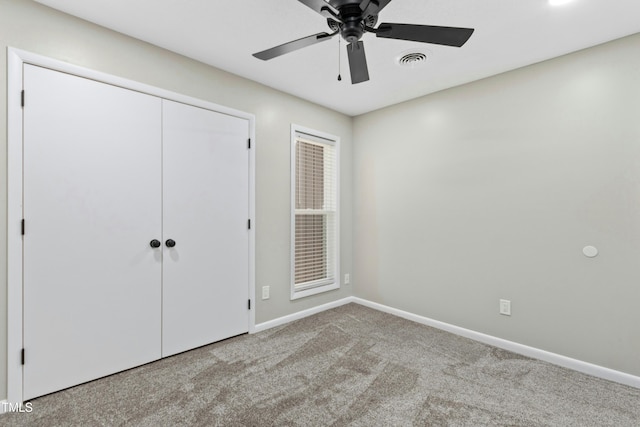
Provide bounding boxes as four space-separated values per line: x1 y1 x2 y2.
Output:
162 100 250 357
23 65 163 400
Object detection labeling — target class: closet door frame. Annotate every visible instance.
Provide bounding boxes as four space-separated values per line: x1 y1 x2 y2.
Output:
7 47 256 404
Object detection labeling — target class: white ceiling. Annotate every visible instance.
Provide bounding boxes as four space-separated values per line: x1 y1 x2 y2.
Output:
34 0 640 116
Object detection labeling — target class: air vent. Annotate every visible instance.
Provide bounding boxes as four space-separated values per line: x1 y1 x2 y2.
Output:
397 51 428 68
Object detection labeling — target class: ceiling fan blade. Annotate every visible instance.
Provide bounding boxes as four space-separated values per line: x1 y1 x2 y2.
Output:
376 23 474 47
360 0 372 11
253 32 335 60
298 0 337 18
361 0 394 17
375 0 394 13
347 41 370 84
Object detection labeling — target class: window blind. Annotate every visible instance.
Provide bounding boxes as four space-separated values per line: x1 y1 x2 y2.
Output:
293 133 337 290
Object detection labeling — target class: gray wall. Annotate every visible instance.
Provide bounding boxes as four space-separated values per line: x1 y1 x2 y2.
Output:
0 0 353 399
353 33 640 376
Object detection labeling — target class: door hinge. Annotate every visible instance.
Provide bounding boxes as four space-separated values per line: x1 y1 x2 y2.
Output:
21 219 25 236
21 90 25 108
248 138 251 149
248 299 251 310
21 349 25 365
248 219 251 230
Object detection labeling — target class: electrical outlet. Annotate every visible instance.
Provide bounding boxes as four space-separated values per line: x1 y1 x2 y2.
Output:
262 286 270 300
499 299 511 316
344 273 350 285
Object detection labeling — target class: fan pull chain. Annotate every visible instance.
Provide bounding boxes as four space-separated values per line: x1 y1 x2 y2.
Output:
337 38 342 81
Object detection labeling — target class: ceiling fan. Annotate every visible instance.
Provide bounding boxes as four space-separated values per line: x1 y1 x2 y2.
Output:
253 0 475 84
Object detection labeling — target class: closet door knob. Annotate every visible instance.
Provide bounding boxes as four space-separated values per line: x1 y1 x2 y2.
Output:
165 239 176 248
149 239 161 248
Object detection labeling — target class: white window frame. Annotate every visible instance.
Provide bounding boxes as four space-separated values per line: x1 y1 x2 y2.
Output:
290 124 340 300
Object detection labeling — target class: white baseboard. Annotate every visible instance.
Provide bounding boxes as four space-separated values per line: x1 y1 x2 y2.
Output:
253 297 356 333
253 296 639 389
352 298 640 389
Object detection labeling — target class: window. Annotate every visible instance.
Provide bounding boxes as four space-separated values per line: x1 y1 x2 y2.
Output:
291 125 339 299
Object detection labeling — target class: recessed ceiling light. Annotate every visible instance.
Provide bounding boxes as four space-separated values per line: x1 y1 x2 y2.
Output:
549 0 573 6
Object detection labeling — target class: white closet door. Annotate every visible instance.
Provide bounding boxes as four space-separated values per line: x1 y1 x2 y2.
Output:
23 65 162 400
162 100 249 357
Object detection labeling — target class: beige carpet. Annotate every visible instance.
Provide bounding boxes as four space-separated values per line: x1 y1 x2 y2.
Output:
2 303 639 426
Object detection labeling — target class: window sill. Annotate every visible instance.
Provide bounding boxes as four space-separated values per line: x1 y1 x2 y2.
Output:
290 281 340 300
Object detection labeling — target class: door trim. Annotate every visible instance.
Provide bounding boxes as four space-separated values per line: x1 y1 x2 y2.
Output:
7 47 256 403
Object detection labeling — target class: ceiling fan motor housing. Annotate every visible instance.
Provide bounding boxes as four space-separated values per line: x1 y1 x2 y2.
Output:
339 4 366 43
